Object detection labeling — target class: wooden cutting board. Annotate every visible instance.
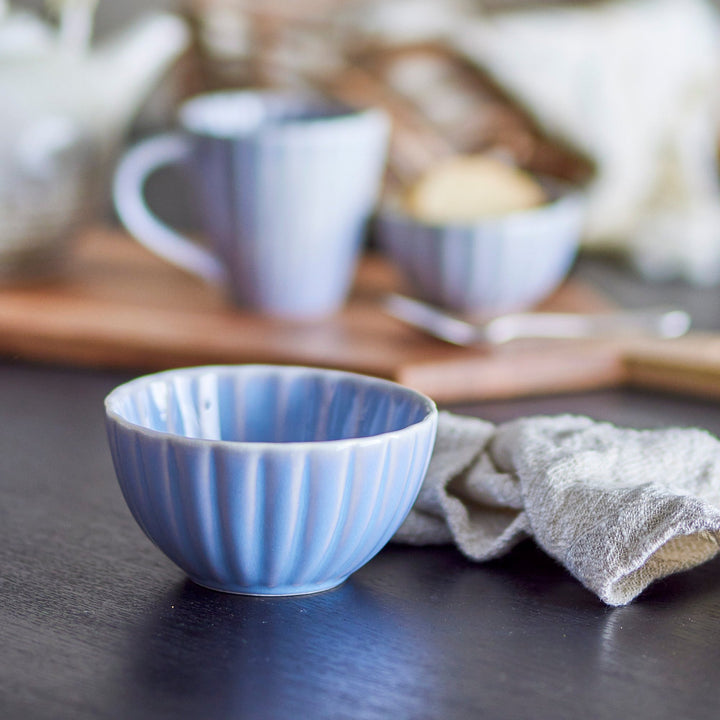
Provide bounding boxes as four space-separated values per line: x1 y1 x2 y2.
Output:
0 226 646 403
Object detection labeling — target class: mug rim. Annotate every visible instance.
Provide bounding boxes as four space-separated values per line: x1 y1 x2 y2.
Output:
178 89 388 140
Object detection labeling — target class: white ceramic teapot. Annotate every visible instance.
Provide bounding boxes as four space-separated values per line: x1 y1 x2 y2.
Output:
0 2 190 279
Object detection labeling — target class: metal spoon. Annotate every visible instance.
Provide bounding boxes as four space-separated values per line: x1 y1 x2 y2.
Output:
384 293 692 347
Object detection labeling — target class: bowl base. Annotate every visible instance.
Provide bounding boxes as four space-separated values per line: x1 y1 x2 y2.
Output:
188 575 349 597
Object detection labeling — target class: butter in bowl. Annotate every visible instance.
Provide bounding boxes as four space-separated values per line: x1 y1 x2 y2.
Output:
376 154 587 316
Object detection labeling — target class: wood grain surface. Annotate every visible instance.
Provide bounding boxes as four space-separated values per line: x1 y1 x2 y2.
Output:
0 227 625 402
624 333 720 399
3 361 720 720
3 227 720 404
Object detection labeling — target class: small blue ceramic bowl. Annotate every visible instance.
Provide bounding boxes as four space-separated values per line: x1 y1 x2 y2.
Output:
377 189 586 315
105 365 437 596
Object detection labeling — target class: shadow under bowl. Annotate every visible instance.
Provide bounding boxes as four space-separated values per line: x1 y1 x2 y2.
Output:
105 365 438 596
377 190 586 315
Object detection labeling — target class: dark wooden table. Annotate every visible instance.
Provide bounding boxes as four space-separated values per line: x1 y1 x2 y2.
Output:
3 259 720 719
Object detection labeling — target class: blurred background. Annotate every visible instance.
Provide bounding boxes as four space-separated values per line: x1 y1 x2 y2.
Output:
4 0 720 287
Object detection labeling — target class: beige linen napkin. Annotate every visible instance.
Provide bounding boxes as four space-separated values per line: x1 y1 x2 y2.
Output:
395 412 720 605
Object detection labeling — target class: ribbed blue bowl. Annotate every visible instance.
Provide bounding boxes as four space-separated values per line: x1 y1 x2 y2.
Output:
377 191 586 315
105 365 437 596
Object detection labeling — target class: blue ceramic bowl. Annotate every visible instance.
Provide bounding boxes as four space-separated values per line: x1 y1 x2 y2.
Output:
377 190 585 315
105 365 437 596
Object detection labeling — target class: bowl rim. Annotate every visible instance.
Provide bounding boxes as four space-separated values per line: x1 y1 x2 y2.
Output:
105 364 438 450
377 181 586 231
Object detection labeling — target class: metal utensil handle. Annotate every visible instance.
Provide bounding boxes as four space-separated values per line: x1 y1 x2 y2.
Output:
383 294 485 345
384 294 692 346
486 309 692 344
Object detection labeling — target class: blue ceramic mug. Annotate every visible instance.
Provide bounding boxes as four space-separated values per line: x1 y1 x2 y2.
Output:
113 91 390 318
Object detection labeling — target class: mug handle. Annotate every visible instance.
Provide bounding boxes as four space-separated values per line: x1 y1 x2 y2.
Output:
113 133 226 284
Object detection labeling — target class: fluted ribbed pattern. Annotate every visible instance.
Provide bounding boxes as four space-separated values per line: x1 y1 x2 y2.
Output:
377 192 585 315
105 365 437 596
184 92 390 319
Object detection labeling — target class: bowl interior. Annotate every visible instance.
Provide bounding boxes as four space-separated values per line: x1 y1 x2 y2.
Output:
106 366 434 444
378 176 581 229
